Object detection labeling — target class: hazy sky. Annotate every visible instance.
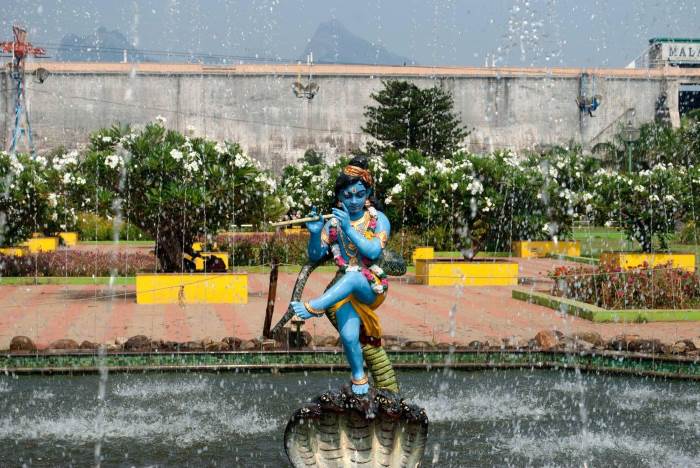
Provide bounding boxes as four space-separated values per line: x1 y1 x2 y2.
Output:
2 0 698 67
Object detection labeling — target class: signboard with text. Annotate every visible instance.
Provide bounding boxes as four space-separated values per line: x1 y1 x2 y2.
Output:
660 42 700 64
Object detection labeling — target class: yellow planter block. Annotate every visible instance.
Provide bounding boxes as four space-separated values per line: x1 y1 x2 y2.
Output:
58 232 79 246
412 246 435 264
20 237 59 253
202 252 229 270
0 247 27 257
415 258 518 286
136 273 247 304
192 242 203 253
600 252 695 272
512 241 581 258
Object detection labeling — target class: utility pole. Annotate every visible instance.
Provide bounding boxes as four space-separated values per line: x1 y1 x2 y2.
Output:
0 25 46 155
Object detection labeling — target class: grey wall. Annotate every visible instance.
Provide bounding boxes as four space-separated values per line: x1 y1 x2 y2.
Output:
4 67 699 169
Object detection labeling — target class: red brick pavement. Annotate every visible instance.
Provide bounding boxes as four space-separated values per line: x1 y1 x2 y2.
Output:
0 258 699 349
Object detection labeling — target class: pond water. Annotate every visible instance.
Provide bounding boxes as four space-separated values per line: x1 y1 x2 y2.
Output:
0 369 698 467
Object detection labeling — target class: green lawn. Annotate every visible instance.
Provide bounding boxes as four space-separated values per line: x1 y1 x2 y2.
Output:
0 276 136 285
573 227 700 258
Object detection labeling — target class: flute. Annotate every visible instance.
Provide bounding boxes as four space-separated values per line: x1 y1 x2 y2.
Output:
269 214 333 227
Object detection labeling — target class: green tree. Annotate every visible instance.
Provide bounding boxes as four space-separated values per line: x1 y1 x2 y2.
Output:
72 121 284 272
362 80 468 158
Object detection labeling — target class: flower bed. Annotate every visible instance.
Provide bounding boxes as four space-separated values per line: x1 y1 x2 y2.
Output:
550 263 700 310
0 250 157 277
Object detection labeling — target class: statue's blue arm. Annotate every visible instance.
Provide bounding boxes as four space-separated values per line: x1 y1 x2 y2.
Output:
305 207 329 263
343 212 391 260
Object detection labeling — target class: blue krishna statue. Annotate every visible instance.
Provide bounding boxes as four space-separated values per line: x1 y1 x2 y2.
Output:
290 156 395 394
283 156 427 467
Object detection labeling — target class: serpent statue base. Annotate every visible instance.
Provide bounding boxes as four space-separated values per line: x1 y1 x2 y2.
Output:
284 387 429 467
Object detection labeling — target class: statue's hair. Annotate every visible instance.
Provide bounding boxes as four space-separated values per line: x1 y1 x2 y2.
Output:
333 156 383 210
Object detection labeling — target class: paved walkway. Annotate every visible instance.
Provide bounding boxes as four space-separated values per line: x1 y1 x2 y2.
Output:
1 258 699 349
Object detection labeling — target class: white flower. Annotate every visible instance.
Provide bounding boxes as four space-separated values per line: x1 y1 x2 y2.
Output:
35 155 47 167
406 165 426 177
384 196 393 205
390 184 402 195
397 173 406 181
582 192 593 202
664 194 677 203
48 193 58 207
368 207 378 218
556 161 565 169
101 136 112 143
466 179 483 195
303 197 311 206
234 154 248 168
50 212 58 221
184 159 200 173
633 185 645 193
327 190 333 196
585 204 593 213
215 142 227 155
450 182 458 191
648 194 660 202
75 176 86 185
604 220 614 227
9 156 23 174
104 154 120 169
62 173 73 184
155 115 167 126
170 149 183 161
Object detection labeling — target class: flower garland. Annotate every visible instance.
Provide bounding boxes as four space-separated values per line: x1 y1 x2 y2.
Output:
328 206 389 294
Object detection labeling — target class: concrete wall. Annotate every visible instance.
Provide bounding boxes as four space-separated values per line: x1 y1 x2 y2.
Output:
4 63 700 169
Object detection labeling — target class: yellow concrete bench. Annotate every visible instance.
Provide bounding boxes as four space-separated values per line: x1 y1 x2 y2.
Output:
415 258 518 286
136 273 247 304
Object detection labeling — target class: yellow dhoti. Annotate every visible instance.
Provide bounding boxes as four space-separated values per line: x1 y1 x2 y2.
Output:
327 292 386 339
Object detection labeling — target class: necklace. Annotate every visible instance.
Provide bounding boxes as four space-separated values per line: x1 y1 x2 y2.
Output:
339 211 368 261
328 206 389 295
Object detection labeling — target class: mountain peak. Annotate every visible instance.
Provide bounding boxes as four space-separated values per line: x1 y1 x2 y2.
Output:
302 20 411 65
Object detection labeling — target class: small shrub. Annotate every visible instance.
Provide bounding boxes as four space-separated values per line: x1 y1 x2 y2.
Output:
550 263 700 310
215 232 309 266
676 220 699 245
76 212 150 241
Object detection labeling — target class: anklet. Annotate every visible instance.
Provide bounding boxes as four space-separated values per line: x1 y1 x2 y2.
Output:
304 302 325 316
351 374 368 385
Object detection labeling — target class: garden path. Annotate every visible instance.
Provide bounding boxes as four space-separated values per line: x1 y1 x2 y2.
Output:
0 258 698 349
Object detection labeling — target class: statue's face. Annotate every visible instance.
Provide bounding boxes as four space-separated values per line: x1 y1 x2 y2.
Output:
338 180 369 215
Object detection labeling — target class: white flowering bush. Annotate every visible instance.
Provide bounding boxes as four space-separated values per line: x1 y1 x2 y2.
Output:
0 151 50 246
73 121 284 271
280 158 337 218
592 163 684 252
360 148 594 257
522 147 599 241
